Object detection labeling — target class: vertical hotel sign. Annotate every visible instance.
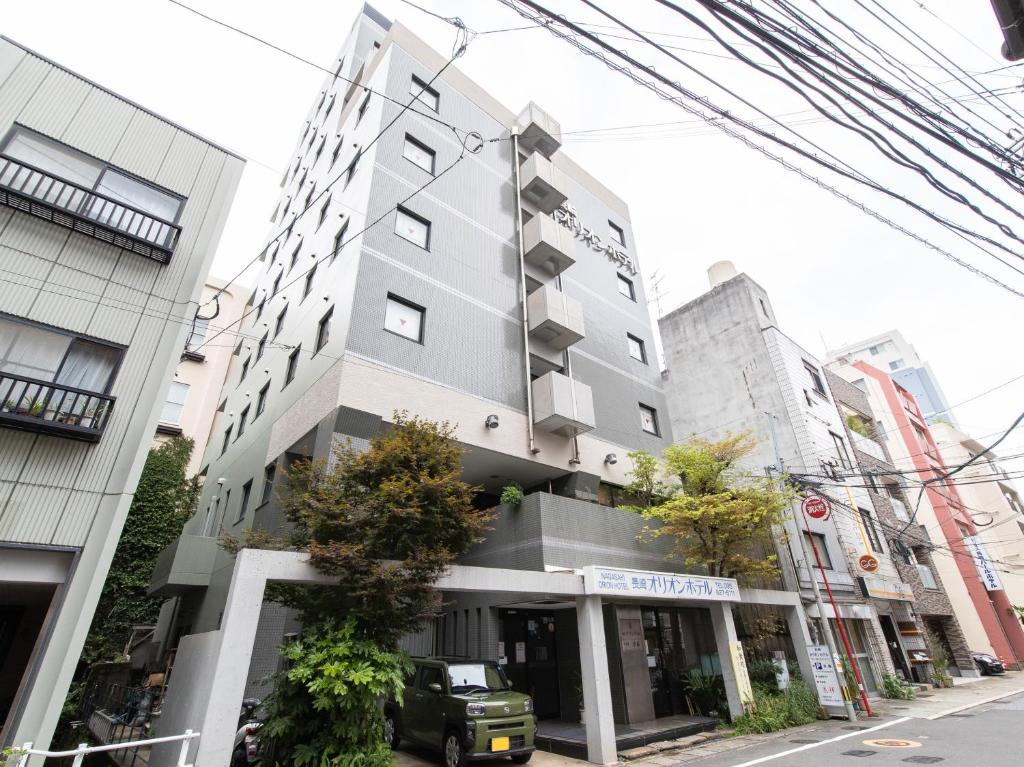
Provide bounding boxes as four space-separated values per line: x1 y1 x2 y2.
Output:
964 536 1003 591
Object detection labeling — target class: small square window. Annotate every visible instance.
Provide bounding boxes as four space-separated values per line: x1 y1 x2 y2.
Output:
255 381 270 419
237 479 253 523
410 75 439 111
284 346 301 387
357 93 371 123
303 264 317 299
256 332 268 360
239 355 251 383
639 404 660 435
318 196 331 229
889 359 904 371
804 361 826 397
236 405 250 439
403 134 436 174
331 219 349 263
395 207 430 249
608 221 626 247
316 307 333 353
627 333 647 363
384 294 424 343
274 307 288 339
617 273 635 301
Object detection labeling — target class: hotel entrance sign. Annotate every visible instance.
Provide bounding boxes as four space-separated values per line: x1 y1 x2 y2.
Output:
582 566 739 601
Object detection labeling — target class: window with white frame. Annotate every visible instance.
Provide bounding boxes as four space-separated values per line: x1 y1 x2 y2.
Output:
617 273 635 300
639 403 660 435
608 220 626 247
627 333 647 363
395 207 430 249
160 381 189 425
403 134 436 173
384 295 424 343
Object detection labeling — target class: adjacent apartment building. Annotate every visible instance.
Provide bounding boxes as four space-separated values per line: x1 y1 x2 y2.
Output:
659 263 916 697
0 37 242 749
829 330 956 426
830 361 1024 668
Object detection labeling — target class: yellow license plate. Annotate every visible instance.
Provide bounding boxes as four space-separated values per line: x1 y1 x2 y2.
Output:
491 737 510 752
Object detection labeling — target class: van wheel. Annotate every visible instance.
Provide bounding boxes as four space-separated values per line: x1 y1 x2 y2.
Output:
384 711 400 750
511 754 533 764
443 730 465 767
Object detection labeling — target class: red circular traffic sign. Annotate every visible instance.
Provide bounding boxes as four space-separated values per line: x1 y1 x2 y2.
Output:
801 495 831 520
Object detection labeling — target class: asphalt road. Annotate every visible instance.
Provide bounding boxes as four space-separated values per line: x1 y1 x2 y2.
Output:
679 691 1024 767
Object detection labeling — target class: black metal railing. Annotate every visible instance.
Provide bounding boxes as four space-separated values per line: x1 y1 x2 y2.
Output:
81 681 158 767
0 371 115 442
0 155 181 262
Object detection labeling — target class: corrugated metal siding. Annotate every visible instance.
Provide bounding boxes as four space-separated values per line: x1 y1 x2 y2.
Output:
0 39 243 549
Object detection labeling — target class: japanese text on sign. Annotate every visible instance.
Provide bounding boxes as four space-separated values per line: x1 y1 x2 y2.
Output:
582 566 739 601
964 536 1003 591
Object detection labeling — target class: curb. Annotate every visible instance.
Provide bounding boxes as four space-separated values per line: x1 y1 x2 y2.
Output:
925 685 1024 720
619 732 726 761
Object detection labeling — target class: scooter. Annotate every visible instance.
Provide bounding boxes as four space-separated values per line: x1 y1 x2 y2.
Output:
231 698 262 767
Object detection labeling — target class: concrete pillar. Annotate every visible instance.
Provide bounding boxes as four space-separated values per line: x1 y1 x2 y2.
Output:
575 595 617 765
709 602 745 720
195 550 269 767
784 604 816 684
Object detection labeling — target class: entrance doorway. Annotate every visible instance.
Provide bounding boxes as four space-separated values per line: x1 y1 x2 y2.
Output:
878 615 912 681
499 609 560 719
1 584 56 737
640 607 718 718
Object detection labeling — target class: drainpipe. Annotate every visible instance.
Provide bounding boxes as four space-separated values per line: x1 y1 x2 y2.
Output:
558 273 582 465
512 130 539 455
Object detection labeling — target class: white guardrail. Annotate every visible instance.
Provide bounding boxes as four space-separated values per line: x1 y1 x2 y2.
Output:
15 730 200 767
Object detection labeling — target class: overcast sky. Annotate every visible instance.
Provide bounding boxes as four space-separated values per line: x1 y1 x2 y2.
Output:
5 0 1023 467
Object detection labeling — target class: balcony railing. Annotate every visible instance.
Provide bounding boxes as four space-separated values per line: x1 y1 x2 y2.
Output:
0 154 181 263
850 430 885 461
0 371 115 442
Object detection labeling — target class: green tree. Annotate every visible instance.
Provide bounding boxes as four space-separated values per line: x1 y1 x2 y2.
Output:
638 432 792 582
622 449 666 510
80 437 199 665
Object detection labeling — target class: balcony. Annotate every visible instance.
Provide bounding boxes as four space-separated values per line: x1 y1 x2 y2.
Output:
532 371 595 437
523 214 576 276
519 153 567 214
850 430 885 461
0 372 114 442
516 103 562 158
889 496 910 522
0 155 181 263
528 284 585 350
148 534 218 598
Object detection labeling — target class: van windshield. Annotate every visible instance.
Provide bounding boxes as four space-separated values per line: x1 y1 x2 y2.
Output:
447 663 511 693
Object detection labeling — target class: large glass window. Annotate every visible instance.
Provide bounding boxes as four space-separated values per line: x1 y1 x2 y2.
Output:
0 315 121 393
160 381 189 425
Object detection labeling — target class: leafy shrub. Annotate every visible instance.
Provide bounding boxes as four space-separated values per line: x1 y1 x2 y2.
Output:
684 670 728 718
746 657 780 694
500 483 524 506
731 681 821 735
881 673 916 700
261 619 413 767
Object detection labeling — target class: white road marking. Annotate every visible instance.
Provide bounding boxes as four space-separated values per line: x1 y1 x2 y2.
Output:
724 717 911 767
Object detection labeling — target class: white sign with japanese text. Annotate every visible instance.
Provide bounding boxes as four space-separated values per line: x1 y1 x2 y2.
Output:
964 536 1003 591
582 566 740 601
807 644 845 707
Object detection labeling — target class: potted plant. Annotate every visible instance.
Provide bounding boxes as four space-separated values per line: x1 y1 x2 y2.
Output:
500 483 524 507
925 630 953 688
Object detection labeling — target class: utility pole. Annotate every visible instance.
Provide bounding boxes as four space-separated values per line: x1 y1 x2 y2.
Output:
764 412 857 722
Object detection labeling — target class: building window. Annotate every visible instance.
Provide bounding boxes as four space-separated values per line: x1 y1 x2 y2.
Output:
410 75 440 111
395 207 430 249
344 147 361 188
316 307 333 353
759 298 770 318
160 381 189 425
314 134 326 164
831 431 852 469
911 548 939 589
186 317 209 350
356 93 371 124
331 219 349 263
271 272 282 296
869 344 881 355
627 333 647 363
318 196 331 229
889 359 904 371
236 404 250 439
403 134 436 173
608 220 626 247
331 136 344 168
859 507 883 551
617 273 635 300
304 183 316 211
284 346 300 387
239 355 251 383
804 360 827 397
256 332 268 361
307 125 318 150
255 381 270 419
274 307 288 339
303 265 317 299
384 295 424 343
260 462 276 506
237 479 253 523
324 94 335 118
639 403 660 435
803 532 833 569
221 424 232 456
255 297 266 321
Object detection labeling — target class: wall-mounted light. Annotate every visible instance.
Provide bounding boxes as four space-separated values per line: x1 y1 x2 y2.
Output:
485 415 500 429
604 453 618 465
